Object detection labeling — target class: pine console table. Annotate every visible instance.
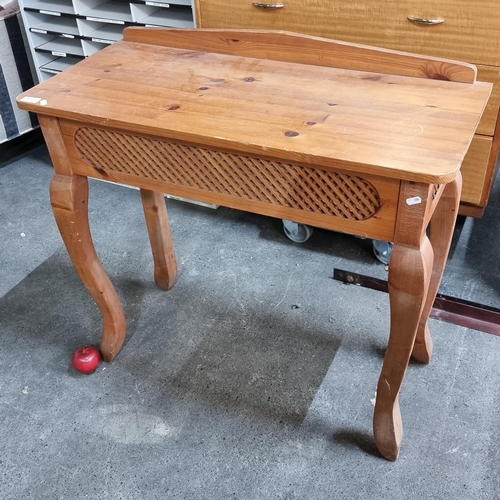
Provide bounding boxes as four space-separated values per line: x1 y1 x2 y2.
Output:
17 28 491 460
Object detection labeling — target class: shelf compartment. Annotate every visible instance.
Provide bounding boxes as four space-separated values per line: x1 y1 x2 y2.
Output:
141 5 194 27
77 19 125 43
82 39 111 56
30 15 80 38
130 3 161 23
40 56 84 74
23 0 76 15
144 0 193 6
79 1 133 24
35 37 85 58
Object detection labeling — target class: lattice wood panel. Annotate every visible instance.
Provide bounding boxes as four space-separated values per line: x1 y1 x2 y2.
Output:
74 127 381 221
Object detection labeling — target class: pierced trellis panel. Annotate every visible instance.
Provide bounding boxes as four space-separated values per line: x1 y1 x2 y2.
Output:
74 127 381 221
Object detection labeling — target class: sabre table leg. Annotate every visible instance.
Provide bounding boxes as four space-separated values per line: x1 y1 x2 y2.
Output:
373 181 436 460
140 189 178 291
50 174 126 361
412 174 462 363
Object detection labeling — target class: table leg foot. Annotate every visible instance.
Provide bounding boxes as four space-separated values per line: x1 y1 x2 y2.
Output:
50 174 126 361
412 324 433 364
373 395 402 461
140 189 178 290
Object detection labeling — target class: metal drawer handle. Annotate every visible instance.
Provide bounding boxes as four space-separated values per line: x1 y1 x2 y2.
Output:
252 2 284 9
408 16 444 25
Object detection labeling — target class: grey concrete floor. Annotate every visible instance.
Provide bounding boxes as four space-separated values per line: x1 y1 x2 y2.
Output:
1 142 499 499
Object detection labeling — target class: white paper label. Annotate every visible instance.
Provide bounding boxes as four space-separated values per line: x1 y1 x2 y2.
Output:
20 96 41 103
52 51 67 57
92 38 114 44
87 16 124 25
40 10 61 16
146 1 170 7
61 33 74 38
406 196 422 206
31 28 47 34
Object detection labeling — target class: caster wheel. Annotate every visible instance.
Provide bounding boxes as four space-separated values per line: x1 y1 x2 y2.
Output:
282 220 314 243
372 239 393 264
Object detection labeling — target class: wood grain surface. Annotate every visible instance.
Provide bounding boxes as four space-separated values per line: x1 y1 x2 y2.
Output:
17 29 491 184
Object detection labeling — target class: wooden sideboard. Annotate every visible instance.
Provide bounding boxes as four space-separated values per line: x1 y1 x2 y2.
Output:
195 0 500 217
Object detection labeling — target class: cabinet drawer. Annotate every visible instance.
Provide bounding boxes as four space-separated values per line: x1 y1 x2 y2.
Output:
476 66 500 137
197 1 500 66
197 0 287 30
460 135 492 206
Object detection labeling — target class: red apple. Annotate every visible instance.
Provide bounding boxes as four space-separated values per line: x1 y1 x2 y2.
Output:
71 345 101 374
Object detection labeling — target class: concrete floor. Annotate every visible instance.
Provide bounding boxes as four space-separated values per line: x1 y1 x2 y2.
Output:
1 141 499 499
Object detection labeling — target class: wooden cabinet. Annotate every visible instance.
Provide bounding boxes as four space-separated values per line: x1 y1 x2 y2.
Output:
196 0 500 216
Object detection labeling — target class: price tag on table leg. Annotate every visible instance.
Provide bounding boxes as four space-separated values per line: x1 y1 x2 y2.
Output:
406 196 422 205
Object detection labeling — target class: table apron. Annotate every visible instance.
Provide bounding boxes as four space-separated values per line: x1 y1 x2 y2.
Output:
59 119 401 241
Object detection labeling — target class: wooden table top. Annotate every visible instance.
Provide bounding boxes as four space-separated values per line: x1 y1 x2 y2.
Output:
17 31 491 184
